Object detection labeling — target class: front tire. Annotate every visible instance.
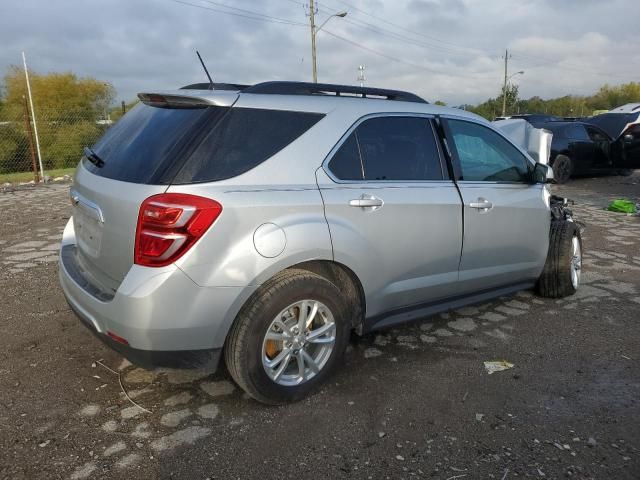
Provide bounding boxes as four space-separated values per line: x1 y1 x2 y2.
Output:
537 221 582 298
224 269 351 404
552 154 573 184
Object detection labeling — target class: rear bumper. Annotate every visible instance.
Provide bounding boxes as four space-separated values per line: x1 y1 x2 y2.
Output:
59 219 257 370
67 297 223 369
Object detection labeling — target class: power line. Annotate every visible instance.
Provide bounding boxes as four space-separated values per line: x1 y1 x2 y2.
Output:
170 0 493 78
328 0 488 55
510 52 638 79
303 0 639 81
171 0 305 26
322 29 493 77
286 0 491 59
199 0 304 25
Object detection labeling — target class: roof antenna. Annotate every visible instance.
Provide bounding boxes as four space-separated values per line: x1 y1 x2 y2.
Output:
196 50 214 90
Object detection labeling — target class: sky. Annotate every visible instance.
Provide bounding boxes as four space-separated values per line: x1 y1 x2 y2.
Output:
1 0 638 106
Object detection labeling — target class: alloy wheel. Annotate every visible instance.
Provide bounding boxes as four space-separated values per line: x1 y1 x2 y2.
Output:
261 300 336 386
570 235 582 289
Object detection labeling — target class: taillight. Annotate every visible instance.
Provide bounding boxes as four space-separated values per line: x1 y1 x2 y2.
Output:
135 193 222 267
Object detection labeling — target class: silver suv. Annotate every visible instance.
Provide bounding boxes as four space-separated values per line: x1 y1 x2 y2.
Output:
59 81 582 404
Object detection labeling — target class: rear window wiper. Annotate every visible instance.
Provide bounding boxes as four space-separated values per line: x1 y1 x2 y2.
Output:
83 146 105 168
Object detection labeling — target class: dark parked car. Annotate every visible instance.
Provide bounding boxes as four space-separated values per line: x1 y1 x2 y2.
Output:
540 117 640 183
509 114 562 126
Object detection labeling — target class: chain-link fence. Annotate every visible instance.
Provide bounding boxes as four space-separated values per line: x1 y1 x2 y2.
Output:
0 107 113 181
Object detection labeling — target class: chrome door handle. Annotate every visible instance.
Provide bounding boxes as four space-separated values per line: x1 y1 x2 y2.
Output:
349 195 383 209
468 198 493 210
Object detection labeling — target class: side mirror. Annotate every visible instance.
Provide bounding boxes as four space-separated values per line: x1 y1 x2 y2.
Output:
532 162 554 184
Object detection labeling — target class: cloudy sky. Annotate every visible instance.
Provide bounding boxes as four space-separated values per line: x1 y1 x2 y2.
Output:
1 0 638 105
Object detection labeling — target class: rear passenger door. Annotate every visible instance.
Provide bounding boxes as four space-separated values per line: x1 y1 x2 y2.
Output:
565 124 598 171
317 115 463 318
442 117 549 293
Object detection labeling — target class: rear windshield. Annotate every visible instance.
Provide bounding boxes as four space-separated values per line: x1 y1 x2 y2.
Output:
86 104 323 184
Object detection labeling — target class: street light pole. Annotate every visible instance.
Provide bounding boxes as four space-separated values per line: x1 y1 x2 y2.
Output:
308 2 347 83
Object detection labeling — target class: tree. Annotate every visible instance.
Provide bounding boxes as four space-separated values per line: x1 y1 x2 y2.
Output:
0 66 115 170
469 82 640 120
1 66 114 120
498 83 519 116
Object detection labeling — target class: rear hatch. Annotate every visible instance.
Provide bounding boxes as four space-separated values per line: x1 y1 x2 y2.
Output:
69 89 325 292
69 91 239 291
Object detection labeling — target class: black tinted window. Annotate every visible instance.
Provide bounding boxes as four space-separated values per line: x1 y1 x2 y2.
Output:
328 116 443 181
328 134 363 180
565 124 589 141
88 104 221 184
87 104 323 184
585 126 609 142
447 119 530 182
175 108 324 183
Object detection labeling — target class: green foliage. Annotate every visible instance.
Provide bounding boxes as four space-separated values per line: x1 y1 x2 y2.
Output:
470 82 640 120
1 65 114 120
0 66 116 173
0 125 27 173
42 121 106 169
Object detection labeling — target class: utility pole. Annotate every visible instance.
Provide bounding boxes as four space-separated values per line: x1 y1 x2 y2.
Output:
307 3 347 83
501 49 510 117
309 0 318 83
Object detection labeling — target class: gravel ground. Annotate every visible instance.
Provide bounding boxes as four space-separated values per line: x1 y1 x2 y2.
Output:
0 172 639 479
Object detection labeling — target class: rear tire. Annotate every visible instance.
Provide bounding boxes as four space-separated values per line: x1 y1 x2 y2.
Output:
224 269 351 405
552 155 573 184
615 168 634 177
537 221 582 298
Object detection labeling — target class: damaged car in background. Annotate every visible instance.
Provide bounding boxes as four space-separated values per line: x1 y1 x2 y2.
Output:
499 104 640 183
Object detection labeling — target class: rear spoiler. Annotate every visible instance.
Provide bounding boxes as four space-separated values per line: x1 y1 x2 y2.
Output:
137 90 239 108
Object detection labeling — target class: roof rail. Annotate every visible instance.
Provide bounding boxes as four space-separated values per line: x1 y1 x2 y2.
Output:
180 82 250 91
243 81 428 104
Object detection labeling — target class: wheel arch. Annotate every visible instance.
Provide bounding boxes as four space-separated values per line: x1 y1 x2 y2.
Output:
293 260 366 333
225 259 367 347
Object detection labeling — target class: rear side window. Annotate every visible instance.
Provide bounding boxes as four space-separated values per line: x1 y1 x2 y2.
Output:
87 104 323 184
328 116 443 181
174 108 324 183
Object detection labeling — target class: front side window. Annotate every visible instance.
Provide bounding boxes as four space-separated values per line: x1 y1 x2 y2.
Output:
447 119 530 182
327 116 443 181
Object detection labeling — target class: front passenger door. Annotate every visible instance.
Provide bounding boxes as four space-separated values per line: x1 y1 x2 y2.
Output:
442 118 550 293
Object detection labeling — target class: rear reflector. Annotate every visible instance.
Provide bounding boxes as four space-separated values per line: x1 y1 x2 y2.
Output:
135 193 222 267
107 331 129 346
